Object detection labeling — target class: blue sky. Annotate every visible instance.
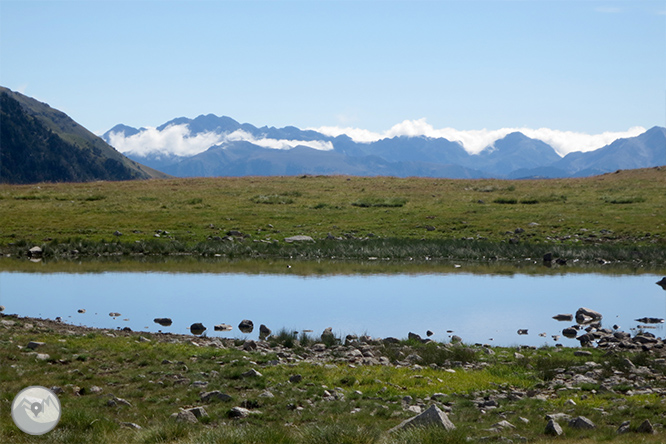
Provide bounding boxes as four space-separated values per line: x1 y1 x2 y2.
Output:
1 0 665 140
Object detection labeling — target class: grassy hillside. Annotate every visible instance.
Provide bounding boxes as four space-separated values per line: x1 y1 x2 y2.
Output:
0 87 169 183
0 168 664 265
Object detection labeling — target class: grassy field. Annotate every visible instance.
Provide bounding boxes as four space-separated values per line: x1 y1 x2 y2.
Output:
1 168 665 266
1 315 665 443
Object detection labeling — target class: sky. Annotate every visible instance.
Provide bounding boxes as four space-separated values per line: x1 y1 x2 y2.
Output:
1 0 665 155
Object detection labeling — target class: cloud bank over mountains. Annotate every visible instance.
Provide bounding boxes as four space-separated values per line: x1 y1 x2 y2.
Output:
106 117 646 158
107 127 334 157
311 119 647 156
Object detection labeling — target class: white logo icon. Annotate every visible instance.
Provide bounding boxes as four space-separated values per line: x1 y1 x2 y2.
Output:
11 386 61 435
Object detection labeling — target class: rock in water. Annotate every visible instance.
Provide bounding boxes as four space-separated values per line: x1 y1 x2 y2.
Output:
190 323 206 335
238 319 254 333
575 307 602 324
656 277 666 289
214 323 232 331
552 313 573 321
389 405 456 433
154 317 173 326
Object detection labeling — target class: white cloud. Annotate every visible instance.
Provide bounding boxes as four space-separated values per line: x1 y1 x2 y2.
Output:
108 125 333 157
310 119 647 156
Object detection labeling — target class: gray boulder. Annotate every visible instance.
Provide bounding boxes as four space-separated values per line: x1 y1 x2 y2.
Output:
656 277 666 289
201 391 232 403
637 419 655 434
389 405 455 433
552 313 573 321
259 324 272 340
545 419 563 436
0 305 4 312
186 407 208 419
172 410 198 423
214 323 233 331
238 319 254 333
284 235 314 243
617 421 631 434
228 406 252 418
569 416 595 429
28 246 43 258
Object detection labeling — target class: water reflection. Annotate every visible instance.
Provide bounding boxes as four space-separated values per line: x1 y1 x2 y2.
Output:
0 271 664 347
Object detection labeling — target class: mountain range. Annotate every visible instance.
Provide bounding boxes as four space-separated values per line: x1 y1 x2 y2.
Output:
104 115 666 179
0 87 168 183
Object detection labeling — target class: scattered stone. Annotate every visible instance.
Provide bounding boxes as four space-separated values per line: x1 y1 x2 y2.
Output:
617 421 631 434
242 340 257 351
321 327 335 342
139 336 151 342
543 252 553 263
228 406 252 418
242 368 262 378
573 350 592 357
450 335 462 344
186 406 208 419
636 419 655 434
259 390 275 398
89 386 103 394
545 419 563 436
153 318 173 327
517 329 528 335
201 390 232 403
27 341 45 350
109 312 121 317
35 353 50 361
113 231 123 236
214 323 232 331
238 319 254 334
28 246 43 258
284 235 315 243
172 409 198 423
389 405 456 433
289 374 303 383
112 396 132 407
552 313 573 321
190 323 206 335
408 332 423 342
120 422 142 430
0 305 4 312
562 327 578 338
426 330 434 337
569 416 595 430
77 309 86 314
259 324 272 340
635 317 664 324
492 420 516 430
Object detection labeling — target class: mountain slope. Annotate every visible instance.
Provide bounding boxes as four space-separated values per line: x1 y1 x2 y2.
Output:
472 132 562 176
0 87 168 183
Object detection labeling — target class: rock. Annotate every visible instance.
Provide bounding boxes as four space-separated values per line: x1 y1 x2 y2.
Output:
0 305 4 312
573 350 592 357
113 396 132 407
242 340 257 351
543 252 553 263
552 313 573 321
201 390 232 403
259 390 274 398
190 323 206 335
636 419 655 434
242 369 262 378
120 422 142 430
408 332 423 342
617 421 631 434
186 406 208 419
517 329 528 335
569 416 595 429
214 323 232 331
77 309 86 314
153 318 173 327
555 257 567 265
228 406 252 418
139 336 151 342
284 235 314 243
545 419 563 436
35 353 50 361
492 420 516 430
89 386 103 394
450 335 462 344
28 246 43 258
238 319 254 333
109 312 121 317
26 341 45 350
389 404 456 433
289 374 303 383
576 307 602 324
113 231 123 236
172 410 198 423
259 324 272 340
426 330 434 337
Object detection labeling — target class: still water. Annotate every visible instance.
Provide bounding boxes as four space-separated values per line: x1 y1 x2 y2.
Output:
1 271 664 347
